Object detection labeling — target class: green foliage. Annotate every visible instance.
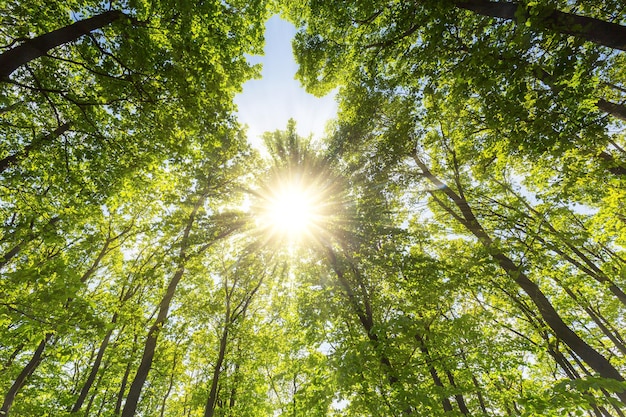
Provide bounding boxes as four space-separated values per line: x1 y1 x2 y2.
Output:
2 1 626 416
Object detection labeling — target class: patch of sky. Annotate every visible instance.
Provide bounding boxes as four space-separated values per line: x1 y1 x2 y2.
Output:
235 15 338 152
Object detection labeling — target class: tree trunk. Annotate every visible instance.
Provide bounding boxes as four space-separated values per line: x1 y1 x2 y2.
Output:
120 263 187 417
0 123 71 173
493 180 626 302
326 248 400 386
598 151 626 177
531 67 626 125
228 361 241 409
597 99 626 122
589 305 626 351
445 370 470 415
413 154 626 404
454 0 626 51
578 301 626 356
83 363 107 417
470 375 488 415
415 334 453 413
0 11 127 79
121 192 208 417
159 349 178 417
70 316 116 413
1 344 24 372
0 333 53 416
204 322 229 417
568 349 626 417
115 337 137 415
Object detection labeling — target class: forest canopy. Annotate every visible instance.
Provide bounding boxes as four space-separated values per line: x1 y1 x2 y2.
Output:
1 0 626 416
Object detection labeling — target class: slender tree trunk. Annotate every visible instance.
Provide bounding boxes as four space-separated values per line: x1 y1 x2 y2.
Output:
70 316 116 413
69 275 138 412
550 346 581 380
228 362 240 409
326 249 399 386
493 180 626 302
530 231 626 305
502 285 585 381
0 123 71 173
159 350 178 417
115 336 137 415
0 333 53 416
445 370 470 415
0 242 26 270
598 151 626 176
204 261 267 417
413 154 626 404
542 273 626 356
83 364 107 417
568 349 625 417
0 11 127 79
94 386 109 417
454 0 626 51
121 192 210 417
579 302 626 356
120 263 187 417
532 67 626 129
470 375 488 415
588 306 626 350
1 344 24 372
204 321 229 417
589 405 607 417
415 334 453 413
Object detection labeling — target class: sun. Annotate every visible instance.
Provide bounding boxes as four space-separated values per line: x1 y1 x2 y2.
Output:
258 180 324 242
268 187 314 233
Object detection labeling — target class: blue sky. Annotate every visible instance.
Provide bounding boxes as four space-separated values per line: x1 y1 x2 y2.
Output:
235 16 338 150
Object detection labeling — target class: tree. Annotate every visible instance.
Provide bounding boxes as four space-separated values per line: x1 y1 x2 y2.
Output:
3 2 626 416
0 1 268 414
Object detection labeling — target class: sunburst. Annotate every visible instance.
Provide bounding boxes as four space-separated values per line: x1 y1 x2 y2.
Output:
257 178 326 243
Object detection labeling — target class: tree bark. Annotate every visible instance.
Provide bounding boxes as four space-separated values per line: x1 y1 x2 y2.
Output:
0 333 53 416
414 334 453 413
0 11 127 79
445 370 470 415
454 0 626 51
204 320 229 417
597 99 626 122
115 336 137 415
70 317 116 413
413 153 626 404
